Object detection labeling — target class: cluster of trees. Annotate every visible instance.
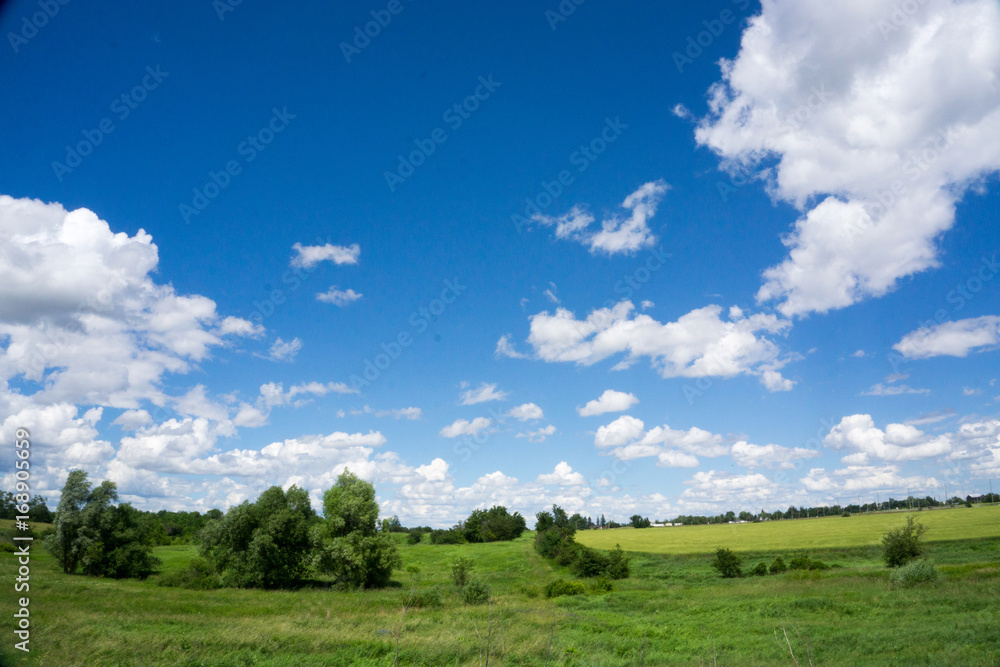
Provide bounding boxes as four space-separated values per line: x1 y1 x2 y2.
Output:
44 471 160 579
200 470 401 589
425 506 526 544
534 505 629 580
0 492 54 523
711 549 829 579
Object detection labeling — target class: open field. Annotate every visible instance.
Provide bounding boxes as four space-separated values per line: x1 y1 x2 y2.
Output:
578 506 1000 553
2 512 999 666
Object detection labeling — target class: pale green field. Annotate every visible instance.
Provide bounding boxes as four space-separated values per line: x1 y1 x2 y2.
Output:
577 506 1000 553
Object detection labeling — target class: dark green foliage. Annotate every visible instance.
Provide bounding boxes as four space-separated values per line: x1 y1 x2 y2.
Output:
573 546 610 577
882 515 928 568
590 576 613 593
769 555 787 574
311 470 401 589
429 528 467 544
605 545 630 579
544 578 586 598
199 485 314 589
156 557 221 590
785 555 830 571
462 576 490 604
406 586 443 608
0 492 52 522
710 548 742 578
43 470 160 579
451 556 473 588
406 531 423 545
462 505 527 542
889 559 939 588
629 515 651 528
752 562 768 576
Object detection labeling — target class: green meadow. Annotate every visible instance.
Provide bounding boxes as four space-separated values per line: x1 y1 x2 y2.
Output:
2 508 999 666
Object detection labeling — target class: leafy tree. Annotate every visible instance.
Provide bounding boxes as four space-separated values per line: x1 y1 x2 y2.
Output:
605 545 630 579
463 505 527 542
881 515 928 568
629 515 651 528
312 469 401 588
200 485 314 588
769 555 787 575
406 530 423 544
43 470 159 578
429 528 466 544
710 548 742 578
451 556 473 587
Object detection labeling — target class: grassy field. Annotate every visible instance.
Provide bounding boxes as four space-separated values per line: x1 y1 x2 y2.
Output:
577 505 1000 553
1 510 998 666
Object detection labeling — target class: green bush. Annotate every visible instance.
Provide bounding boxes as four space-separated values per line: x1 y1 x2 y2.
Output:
462 506 527 543
769 556 787 575
788 555 830 571
544 578 586 598
710 548 742 578
407 586 443 608
429 528 466 545
451 556 473 588
462 577 490 604
0 542 15 553
882 516 927 568
890 560 939 588
590 577 613 593
606 545 630 580
406 531 422 545
156 557 221 590
573 547 610 577
751 562 768 576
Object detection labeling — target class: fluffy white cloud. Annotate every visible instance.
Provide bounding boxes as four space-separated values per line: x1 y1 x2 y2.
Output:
459 382 508 405
290 242 360 268
594 415 646 448
526 300 793 388
259 337 302 362
802 465 939 493
348 405 422 420
537 461 585 486
112 409 152 431
863 383 930 396
894 316 1000 359
495 334 527 359
0 196 259 409
577 389 639 416
730 440 819 469
439 417 491 438
316 287 363 306
507 402 544 421
681 470 778 507
232 380 356 427
516 424 556 443
695 0 1000 316
823 414 952 461
532 181 669 254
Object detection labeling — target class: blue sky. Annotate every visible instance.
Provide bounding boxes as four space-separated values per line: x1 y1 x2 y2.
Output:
2 0 1000 524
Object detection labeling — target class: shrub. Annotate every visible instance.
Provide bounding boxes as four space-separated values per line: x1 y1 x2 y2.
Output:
462 577 490 604
462 506 527 543
407 586 443 608
0 542 15 553
429 528 466 545
606 545 630 580
451 556 473 588
156 557 221 590
573 547 610 578
406 531 422 545
881 515 928 568
769 556 787 575
544 578 586 598
842 512 851 518
711 548 742 578
890 559 939 588
590 576 613 593
752 562 768 576
520 584 540 598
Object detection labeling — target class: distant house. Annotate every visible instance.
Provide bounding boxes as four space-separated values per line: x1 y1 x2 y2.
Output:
966 494 983 503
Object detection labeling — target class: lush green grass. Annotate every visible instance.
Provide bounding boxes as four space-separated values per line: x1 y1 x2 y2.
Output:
0 520 52 533
577 506 1000 553
2 519 999 665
